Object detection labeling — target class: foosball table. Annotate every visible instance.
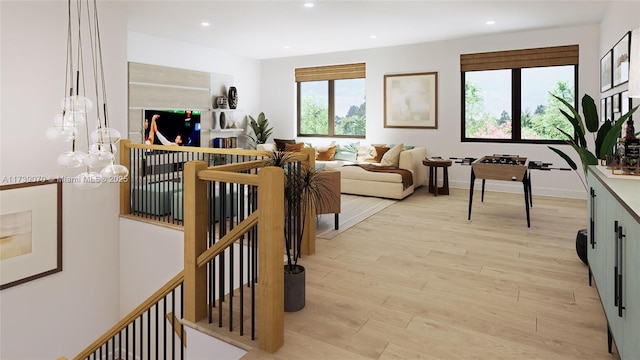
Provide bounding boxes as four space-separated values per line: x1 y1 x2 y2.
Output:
447 154 571 227
468 155 532 227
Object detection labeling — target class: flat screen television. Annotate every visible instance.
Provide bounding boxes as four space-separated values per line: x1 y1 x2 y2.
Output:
143 109 201 147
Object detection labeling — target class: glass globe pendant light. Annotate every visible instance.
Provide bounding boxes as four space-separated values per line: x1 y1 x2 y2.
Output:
85 145 114 169
58 151 87 168
49 0 127 188
54 110 86 128
100 162 129 183
45 124 77 142
74 170 101 189
90 127 121 145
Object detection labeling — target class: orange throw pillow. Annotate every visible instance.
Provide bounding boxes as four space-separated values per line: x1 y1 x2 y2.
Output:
284 142 304 152
316 145 337 161
373 146 390 162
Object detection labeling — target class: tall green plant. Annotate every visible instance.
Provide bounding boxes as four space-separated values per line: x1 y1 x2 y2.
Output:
247 112 273 149
548 93 638 190
262 151 333 274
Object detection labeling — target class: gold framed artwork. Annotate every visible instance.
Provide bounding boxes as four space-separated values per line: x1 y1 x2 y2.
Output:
384 71 438 129
0 179 62 290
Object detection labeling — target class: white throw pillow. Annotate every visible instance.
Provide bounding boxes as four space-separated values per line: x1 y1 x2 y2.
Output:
380 143 403 167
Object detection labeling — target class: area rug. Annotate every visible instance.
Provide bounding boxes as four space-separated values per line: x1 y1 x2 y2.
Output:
315 194 396 239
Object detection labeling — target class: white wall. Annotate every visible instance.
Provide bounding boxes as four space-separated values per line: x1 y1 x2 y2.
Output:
600 0 640 101
128 31 262 130
0 1 127 359
261 24 606 199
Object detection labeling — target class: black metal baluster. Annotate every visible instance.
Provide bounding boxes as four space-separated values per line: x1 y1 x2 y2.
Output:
132 318 136 360
180 284 185 360
147 308 151 358
163 294 167 359
172 288 177 357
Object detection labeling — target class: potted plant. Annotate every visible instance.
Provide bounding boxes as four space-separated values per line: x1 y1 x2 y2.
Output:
263 150 334 311
246 112 274 149
548 93 638 264
549 94 638 187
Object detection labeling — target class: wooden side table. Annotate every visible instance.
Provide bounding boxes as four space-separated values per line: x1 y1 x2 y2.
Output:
422 158 452 196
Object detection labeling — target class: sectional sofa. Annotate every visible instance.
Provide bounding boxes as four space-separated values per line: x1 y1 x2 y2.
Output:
259 142 427 200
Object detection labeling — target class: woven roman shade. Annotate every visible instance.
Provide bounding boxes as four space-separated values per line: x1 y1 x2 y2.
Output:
460 45 579 72
295 62 366 82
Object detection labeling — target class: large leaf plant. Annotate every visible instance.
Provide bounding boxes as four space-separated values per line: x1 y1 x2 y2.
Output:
549 93 638 191
246 112 273 149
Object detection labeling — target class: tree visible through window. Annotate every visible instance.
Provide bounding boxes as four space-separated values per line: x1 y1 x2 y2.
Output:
460 45 579 143
296 63 366 138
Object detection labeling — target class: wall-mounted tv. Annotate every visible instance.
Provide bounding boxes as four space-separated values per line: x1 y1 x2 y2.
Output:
143 109 201 147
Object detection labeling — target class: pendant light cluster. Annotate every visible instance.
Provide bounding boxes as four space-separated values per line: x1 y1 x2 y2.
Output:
45 0 127 189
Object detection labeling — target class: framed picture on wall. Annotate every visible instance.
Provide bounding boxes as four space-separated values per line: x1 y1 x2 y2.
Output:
601 50 613 92
0 180 62 290
606 96 613 122
612 31 630 87
601 98 607 123
612 93 621 114
621 90 630 115
384 72 438 129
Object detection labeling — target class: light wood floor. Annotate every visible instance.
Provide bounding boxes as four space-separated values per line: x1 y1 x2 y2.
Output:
240 187 615 360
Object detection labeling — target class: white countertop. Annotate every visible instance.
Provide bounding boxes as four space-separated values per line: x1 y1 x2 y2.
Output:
591 166 640 220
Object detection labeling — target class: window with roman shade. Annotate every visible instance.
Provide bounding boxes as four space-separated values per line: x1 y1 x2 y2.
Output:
296 62 366 137
461 45 579 143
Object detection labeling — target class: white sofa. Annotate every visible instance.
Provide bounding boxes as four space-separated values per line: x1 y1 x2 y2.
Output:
336 147 426 199
258 143 427 200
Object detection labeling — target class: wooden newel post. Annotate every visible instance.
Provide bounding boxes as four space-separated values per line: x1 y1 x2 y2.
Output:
119 139 131 216
258 166 285 353
183 160 208 323
300 147 316 256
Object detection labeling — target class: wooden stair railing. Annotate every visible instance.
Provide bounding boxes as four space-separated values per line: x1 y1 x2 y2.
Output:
73 151 302 358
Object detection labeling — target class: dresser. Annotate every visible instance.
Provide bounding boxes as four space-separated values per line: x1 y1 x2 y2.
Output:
587 166 640 359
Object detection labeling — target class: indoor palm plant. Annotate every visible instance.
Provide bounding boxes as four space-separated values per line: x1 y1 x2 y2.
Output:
548 93 638 264
246 112 274 149
263 150 334 311
548 93 638 190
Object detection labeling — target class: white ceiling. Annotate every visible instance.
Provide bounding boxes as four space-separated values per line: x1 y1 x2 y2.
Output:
126 0 612 60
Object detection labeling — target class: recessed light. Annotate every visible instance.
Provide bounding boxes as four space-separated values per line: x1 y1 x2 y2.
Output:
283 45 291 49
303 2 314 8
201 21 210 27
486 20 495 25
370 35 377 39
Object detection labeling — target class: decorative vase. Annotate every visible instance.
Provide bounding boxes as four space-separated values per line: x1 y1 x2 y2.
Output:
216 95 228 109
219 112 226 129
284 264 305 312
228 86 238 109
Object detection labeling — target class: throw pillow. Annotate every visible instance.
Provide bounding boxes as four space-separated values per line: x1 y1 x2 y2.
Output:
274 138 295 151
380 143 404 167
334 143 358 162
316 145 337 161
372 146 390 162
404 145 415 150
284 142 304 152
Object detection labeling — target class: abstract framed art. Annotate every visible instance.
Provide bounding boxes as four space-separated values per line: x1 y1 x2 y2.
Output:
612 31 630 87
601 50 613 92
0 179 62 290
384 71 438 129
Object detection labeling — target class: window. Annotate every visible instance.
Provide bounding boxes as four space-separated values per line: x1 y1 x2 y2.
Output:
296 63 366 137
461 45 579 143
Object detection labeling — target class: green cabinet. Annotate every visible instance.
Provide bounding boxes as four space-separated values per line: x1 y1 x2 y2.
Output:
587 167 640 359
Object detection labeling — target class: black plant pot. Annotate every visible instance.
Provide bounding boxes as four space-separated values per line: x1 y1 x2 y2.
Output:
284 264 305 312
576 228 588 265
